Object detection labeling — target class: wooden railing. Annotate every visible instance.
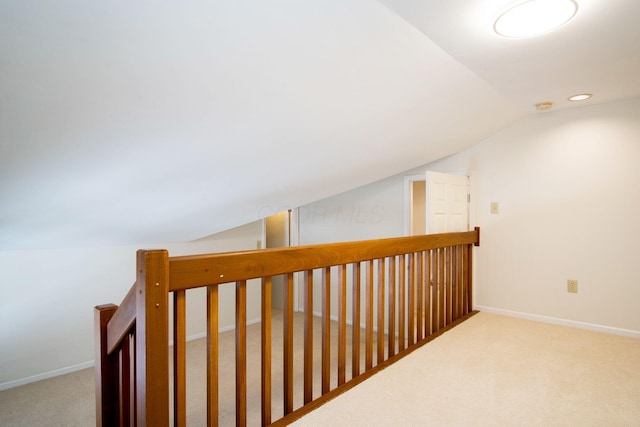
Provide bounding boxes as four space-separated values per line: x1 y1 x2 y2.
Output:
95 228 479 426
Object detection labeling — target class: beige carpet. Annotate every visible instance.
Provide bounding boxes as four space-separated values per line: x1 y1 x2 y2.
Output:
1 312 638 426
291 312 640 427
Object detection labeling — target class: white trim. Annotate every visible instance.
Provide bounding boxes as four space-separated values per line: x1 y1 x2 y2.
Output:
475 305 640 338
403 174 426 236
260 217 266 250
0 360 95 392
217 316 262 334
467 169 476 231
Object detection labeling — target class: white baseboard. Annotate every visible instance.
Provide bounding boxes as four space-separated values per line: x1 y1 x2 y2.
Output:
313 310 367 329
474 305 640 338
0 360 95 392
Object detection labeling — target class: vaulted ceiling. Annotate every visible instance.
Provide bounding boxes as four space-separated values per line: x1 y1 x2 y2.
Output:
1 0 639 250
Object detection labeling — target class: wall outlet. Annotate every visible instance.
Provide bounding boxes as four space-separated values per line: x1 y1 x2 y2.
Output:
567 279 578 293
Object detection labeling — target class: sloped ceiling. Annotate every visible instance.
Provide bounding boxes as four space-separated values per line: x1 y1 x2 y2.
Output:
1 0 638 250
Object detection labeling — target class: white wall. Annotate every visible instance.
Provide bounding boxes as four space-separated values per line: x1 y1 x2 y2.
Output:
299 98 640 335
464 98 640 334
0 221 262 390
299 175 404 244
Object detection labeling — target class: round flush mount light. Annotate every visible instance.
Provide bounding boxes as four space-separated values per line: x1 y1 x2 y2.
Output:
568 93 592 101
494 0 578 38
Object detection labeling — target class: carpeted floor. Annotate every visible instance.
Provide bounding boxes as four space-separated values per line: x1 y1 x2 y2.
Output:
1 312 638 426
292 312 640 426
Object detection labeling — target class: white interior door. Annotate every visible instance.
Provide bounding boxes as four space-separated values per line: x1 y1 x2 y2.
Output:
425 171 469 233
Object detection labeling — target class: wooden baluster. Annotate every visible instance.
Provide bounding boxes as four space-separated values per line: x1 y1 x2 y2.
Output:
442 248 447 327
173 290 187 427
338 265 347 386
377 258 385 364
423 252 428 337
466 243 474 314
424 250 434 336
351 263 361 378
452 247 457 323
460 245 465 317
322 268 331 394
119 339 129 427
407 255 415 347
450 247 456 321
132 333 137 424
433 249 439 331
440 248 445 328
121 334 135 427
425 253 429 340
236 281 247 427
207 285 219 427
387 256 396 358
460 245 465 316
419 252 426 338
438 248 445 330
416 252 423 342
261 277 272 425
365 261 374 370
423 251 429 338
435 250 440 331
135 249 170 427
398 255 406 352
454 245 461 321
283 274 294 415
431 250 438 332
446 247 453 325
303 271 313 404
462 245 468 315
94 304 119 427
422 252 428 337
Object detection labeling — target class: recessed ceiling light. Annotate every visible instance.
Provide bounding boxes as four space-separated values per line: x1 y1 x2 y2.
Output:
494 0 578 38
568 93 592 101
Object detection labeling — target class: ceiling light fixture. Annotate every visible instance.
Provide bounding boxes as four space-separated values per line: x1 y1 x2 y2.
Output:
535 102 553 111
494 0 578 38
568 93 592 101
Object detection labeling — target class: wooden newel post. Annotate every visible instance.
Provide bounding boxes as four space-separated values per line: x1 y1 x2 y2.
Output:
95 304 120 427
136 249 170 426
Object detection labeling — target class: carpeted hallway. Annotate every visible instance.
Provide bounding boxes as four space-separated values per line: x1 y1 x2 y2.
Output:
293 312 640 426
1 312 639 426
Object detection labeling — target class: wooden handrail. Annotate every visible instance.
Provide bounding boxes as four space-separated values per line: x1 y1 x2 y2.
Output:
106 283 136 355
96 228 480 426
169 229 479 291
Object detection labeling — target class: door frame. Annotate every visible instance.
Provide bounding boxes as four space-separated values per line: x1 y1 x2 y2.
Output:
262 208 301 311
404 170 475 235
403 174 427 236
